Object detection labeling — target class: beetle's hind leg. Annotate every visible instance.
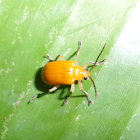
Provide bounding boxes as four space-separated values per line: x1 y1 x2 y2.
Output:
29 85 60 103
30 95 39 103
46 54 65 61
46 54 53 61
64 84 75 105
78 80 93 104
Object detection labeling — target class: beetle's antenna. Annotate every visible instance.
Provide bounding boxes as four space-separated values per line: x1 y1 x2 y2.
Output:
89 76 97 100
89 43 106 73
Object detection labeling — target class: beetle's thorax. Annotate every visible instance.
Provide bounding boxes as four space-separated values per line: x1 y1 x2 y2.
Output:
74 66 90 80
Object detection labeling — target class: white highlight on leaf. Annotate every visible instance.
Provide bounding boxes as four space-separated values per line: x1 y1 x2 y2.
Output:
0 68 12 75
26 88 30 95
1 91 25 139
45 44 47 48
94 72 97 76
132 113 136 118
59 36 65 45
18 36 23 42
27 80 32 86
126 126 130 130
4 68 12 74
73 132 79 137
1 114 13 139
11 86 14 95
11 40 15 44
0 69 4 75
5 71 8 73
75 104 80 109
13 91 25 108
49 25 59 40
49 27 56 39
0 0 3 4
15 6 29 25
63 48 71 56
65 110 69 113
1 80 31 139
82 101 86 104
5 60 7 64
7 68 12 72
12 62 15 66
120 136 124 140
76 115 81 121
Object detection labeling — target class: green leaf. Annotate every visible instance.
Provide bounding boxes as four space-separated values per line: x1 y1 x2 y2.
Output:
0 0 139 139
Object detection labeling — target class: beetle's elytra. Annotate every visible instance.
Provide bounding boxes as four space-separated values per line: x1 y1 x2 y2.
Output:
30 41 106 105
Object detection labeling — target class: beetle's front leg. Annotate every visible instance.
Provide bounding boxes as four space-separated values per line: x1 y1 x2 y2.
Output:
88 58 106 66
82 59 106 69
64 84 75 105
78 80 93 104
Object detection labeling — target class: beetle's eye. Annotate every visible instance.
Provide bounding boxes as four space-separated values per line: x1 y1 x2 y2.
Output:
84 76 87 80
85 68 88 71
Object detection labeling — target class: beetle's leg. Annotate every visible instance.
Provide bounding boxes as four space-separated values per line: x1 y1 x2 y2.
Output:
88 58 106 65
75 41 82 66
78 80 93 104
46 54 53 61
55 55 65 61
64 84 75 105
30 95 38 103
82 58 106 69
29 85 60 103
49 85 60 92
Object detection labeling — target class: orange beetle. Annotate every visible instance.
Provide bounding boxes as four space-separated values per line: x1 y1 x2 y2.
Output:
30 42 106 105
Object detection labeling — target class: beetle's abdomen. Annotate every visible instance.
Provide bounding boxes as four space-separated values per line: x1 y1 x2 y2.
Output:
41 61 75 86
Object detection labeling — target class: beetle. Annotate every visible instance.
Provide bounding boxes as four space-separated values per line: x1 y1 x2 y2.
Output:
30 41 106 105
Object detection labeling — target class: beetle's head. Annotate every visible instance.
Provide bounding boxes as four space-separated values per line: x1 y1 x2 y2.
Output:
83 68 90 80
